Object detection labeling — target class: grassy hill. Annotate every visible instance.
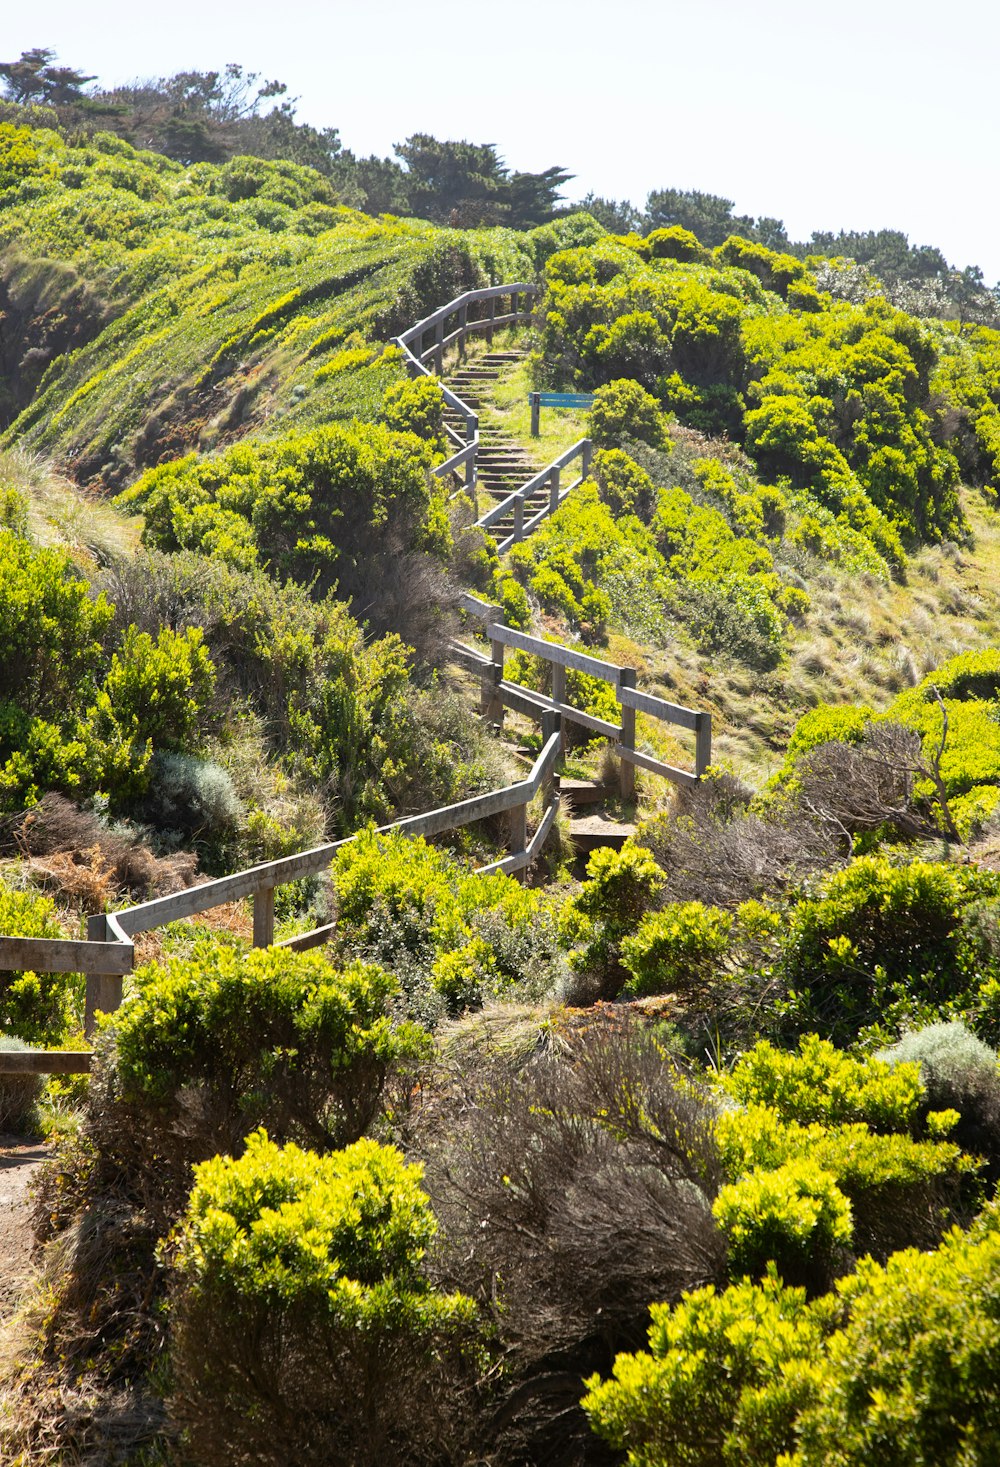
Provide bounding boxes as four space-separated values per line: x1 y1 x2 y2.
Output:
6 104 1000 1467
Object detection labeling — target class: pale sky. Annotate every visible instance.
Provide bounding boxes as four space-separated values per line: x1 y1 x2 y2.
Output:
5 0 1000 282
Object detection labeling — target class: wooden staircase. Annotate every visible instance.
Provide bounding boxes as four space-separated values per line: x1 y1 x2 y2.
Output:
442 351 551 545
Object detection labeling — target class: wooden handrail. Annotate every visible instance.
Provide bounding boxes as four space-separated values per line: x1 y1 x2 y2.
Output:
476 438 593 549
0 725 562 1057
395 282 540 498
456 597 712 795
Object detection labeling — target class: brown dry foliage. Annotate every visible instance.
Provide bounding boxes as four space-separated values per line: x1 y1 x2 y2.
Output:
637 772 835 910
416 1020 726 1467
15 793 199 908
169 1286 479 1467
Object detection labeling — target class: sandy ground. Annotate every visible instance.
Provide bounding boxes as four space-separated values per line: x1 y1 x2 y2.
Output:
0 1136 47 1318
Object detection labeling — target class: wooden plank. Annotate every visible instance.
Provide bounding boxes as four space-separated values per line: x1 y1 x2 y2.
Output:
525 795 559 859
0 1051 92 1075
476 849 530 876
0 936 132 975
459 593 503 621
451 640 491 673
617 684 702 732
527 730 561 793
616 744 698 787
113 840 348 935
487 623 625 684
498 680 553 720
275 923 338 953
389 779 532 839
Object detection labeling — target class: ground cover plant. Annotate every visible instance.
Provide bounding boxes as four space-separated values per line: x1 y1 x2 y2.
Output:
8 93 1000 1467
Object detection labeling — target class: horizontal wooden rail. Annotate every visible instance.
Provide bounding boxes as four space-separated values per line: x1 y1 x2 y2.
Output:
487 621 628 684
396 283 540 500
0 935 133 975
0 1050 93 1075
456 596 711 796
0 723 563 1059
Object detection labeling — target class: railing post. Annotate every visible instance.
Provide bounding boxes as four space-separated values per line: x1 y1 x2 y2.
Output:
487 294 496 347
457 300 468 358
464 413 478 499
549 464 561 514
509 799 528 882
551 662 568 755
581 439 593 479
483 619 505 729
85 912 123 1038
618 668 637 802
513 495 524 543
253 885 275 947
695 711 712 778
530 392 540 437
434 319 444 374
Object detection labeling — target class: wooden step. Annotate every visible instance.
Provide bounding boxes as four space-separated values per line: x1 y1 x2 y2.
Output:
560 779 615 810
569 815 635 854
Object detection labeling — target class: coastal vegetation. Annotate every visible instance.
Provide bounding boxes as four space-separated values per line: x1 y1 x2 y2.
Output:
3 54 1000 1465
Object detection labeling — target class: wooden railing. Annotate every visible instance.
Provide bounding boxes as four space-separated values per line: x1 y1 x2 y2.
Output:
395 283 539 496
477 438 593 553
453 594 712 800
0 729 561 1068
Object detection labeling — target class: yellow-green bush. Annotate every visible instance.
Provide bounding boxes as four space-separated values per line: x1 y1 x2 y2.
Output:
169 1131 478 1467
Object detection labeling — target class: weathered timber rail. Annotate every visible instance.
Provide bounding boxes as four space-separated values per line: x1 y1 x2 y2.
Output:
454 593 712 800
477 438 593 553
396 283 539 495
397 282 595 548
0 730 562 1069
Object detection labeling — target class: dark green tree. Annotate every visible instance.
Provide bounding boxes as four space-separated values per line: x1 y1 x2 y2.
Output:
644 187 756 247
0 47 95 106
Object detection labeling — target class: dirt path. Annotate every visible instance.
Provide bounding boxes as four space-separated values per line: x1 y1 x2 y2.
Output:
0 1136 48 1318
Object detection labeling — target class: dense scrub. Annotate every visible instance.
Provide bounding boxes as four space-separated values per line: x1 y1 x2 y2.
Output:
0 119 577 485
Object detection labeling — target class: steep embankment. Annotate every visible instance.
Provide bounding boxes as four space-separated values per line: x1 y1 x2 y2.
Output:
0 121 544 489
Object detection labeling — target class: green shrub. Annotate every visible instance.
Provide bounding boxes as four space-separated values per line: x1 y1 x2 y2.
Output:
719 1035 925 1131
559 844 667 997
792 1205 1000 1467
0 529 111 719
100 942 426 1203
587 377 669 449
0 883 76 1044
592 447 658 520
713 1158 852 1288
583 1271 836 1467
118 421 446 601
381 374 446 449
620 901 734 998
778 856 1000 1043
583 311 672 389
329 829 567 1017
646 225 705 262
169 1131 478 1467
91 624 216 754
